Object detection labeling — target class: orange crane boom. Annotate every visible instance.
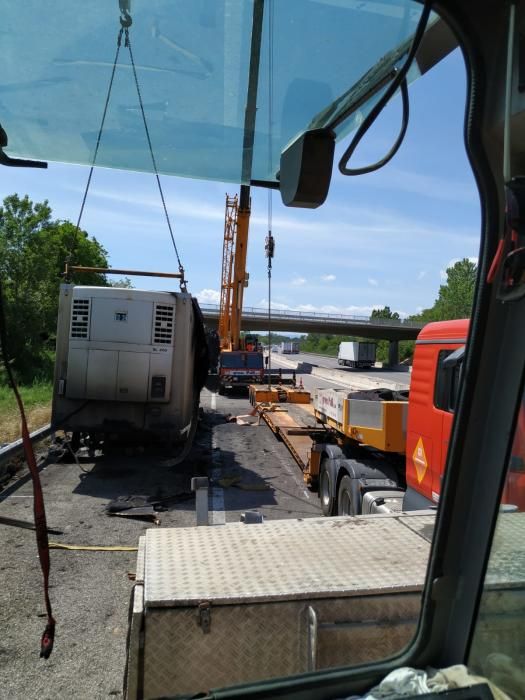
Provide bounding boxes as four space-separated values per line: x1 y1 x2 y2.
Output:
218 186 252 351
216 186 264 394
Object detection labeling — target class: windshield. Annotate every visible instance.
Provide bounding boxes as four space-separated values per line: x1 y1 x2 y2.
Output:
220 352 263 369
0 0 431 184
3 2 514 700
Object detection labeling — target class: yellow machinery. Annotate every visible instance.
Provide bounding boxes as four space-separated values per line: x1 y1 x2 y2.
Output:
218 188 251 351
217 186 264 392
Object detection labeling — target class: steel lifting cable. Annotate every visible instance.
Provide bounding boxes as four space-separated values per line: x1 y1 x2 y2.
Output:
72 4 187 291
266 0 274 390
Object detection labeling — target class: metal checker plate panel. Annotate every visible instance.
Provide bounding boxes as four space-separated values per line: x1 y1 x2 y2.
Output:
398 512 525 586
484 513 525 587
398 514 436 542
144 515 430 606
142 593 420 697
136 536 146 585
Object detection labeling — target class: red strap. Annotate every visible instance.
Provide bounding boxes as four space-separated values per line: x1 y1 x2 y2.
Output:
0 276 55 658
487 238 505 284
17 393 56 658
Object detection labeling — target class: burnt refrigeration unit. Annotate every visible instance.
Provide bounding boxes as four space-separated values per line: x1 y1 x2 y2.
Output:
52 283 207 445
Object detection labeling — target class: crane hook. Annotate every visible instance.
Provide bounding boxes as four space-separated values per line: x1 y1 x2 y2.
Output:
119 0 132 28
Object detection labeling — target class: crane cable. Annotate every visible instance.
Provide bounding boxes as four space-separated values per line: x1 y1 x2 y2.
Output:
71 4 187 291
266 0 275 390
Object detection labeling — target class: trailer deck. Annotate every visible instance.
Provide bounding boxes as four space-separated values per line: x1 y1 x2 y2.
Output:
255 401 324 485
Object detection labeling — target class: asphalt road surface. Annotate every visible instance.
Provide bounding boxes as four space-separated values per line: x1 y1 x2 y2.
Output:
0 380 321 700
0 359 410 699
268 352 411 389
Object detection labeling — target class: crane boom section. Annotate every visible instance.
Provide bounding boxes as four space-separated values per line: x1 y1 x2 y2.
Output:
218 187 251 351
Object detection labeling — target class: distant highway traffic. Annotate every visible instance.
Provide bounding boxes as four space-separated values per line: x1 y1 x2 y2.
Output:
268 351 411 388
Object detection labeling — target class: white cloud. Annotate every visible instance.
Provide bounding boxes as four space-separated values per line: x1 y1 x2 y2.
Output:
417 270 427 280
368 278 378 286
321 274 336 282
291 277 307 286
83 187 225 223
440 257 478 282
196 288 220 304
350 166 478 205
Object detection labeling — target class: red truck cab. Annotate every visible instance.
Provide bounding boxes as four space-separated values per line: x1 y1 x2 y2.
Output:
406 319 525 510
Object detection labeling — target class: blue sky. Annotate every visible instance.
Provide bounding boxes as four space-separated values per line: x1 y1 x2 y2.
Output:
0 48 479 319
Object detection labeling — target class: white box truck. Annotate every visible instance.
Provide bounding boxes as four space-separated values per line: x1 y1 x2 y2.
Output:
280 341 299 354
337 341 376 368
51 284 208 447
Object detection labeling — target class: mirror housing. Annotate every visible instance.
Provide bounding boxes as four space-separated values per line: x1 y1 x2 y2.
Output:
279 128 335 208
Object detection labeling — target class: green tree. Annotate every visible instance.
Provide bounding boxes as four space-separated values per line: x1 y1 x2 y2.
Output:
371 306 400 322
432 258 477 320
0 194 110 382
370 307 401 362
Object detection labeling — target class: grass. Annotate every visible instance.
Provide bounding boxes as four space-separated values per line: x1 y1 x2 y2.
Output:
0 381 53 445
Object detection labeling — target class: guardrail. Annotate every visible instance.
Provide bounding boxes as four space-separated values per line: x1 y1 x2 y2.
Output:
0 423 53 469
199 304 422 329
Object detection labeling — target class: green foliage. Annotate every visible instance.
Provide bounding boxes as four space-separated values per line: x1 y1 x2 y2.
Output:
251 332 299 345
300 333 360 356
0 194 110 383
371 306 400 321
0 380 52 413
109 277 134 289
369 307 400 361
411 259 477 323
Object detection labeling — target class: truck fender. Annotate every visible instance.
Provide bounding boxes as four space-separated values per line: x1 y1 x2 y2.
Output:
339 459 398 483
337 459 399 515
321 444 344 461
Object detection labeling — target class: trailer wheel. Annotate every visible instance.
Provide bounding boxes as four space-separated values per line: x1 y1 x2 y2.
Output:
337 475 356 516
320 462 337 516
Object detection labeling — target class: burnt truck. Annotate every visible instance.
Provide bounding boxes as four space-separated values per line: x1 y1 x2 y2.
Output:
51 283 208 447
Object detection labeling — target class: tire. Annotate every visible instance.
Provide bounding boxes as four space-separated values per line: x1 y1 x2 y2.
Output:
337 475 356 516
319 461 337 516
218 384 225 396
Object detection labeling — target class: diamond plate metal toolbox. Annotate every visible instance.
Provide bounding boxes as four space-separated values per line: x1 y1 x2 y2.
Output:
125 513 525 699
126 515 430 699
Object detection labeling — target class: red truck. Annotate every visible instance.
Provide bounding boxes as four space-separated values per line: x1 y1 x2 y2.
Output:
284 319 525 515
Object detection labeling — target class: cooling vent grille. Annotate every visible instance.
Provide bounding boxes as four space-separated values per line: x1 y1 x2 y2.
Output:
154 304 174 345
71 298 90 339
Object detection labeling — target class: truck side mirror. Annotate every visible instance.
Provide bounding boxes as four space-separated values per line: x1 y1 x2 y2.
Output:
442 346 465 412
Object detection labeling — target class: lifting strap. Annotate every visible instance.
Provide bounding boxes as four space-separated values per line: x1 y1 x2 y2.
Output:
0 280 55 659
71 3 187 291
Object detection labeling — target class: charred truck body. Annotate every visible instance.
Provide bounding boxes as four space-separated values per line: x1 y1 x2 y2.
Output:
52 284 208 444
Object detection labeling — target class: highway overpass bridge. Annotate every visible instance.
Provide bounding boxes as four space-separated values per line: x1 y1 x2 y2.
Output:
200 304 423 340
200 304 424 364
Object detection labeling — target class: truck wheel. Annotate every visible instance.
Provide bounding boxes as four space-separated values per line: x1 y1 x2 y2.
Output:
337 475 356 516
320 462 337 516
218 384 225 396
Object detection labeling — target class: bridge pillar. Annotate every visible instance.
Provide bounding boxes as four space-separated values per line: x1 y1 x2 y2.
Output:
388 340 399 367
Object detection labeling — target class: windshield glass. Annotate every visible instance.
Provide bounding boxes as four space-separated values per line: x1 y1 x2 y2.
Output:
469 394 525 693
1 0 429 184
1 2 503 700
246 353 263 369
220 352 262 369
